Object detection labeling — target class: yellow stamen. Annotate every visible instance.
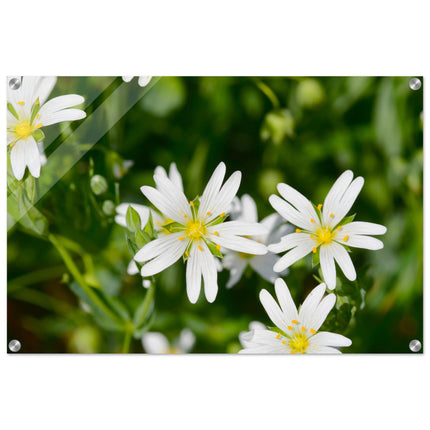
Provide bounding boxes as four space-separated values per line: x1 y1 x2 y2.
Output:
317 204 322 210
296 229 301 233
14 120 33 140
276 333 281 339
282 340 286 345
216 244 221 250
301 326 306 332
214 231 219 236
220 212 225 217
316 226 335 245
330 213 334 218
310 328 316 334
343 235 349 242
287 326 292 330
35 99 40 105
186 220 206 240
190 201 194 206
206 211 211 216
184 214 188 218
198 245 203 251
36 114 39 119
337 226 342 230
310 234 314 239
310 218 315 223
185 251 189 257
292 320 298 324
312 247 317 253
17 101 25 105
290 350 295 354
178 237 185 241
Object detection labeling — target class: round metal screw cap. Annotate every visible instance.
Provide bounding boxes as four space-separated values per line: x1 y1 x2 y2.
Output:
409 78 421 91
409 339 422 352
8 339 21 352
8 77 21 90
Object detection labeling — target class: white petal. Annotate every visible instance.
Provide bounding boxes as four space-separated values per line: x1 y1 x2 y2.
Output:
249 254 279 283
259 289 289 333
268 232 314 253
322 170 353 224
199 162 226 217
298 283 326 327
224 253 247 288
127 260 139 275
309 332 352 347
122 76 133 82
39 108 86 126
199 242 218 302
39 94 84 114
35 76 57 105
213 221 267 236
319 245 337 289
273 242 314 272
24 136 41 178
331 242 356 281
269 195 318 231
186 244 202 303
342 221 387 236
141 185 188 224
10 141 27 180
177 328 195 352
168 162 184 192
135 232 183 262
138 76 152 87
203 171 241 221
239 194 258 223
273 278 298 322
310 294 336 331
277 183 319 225
345 235 384 250
211 234 267 255
310 346 342 354
142 332 170 354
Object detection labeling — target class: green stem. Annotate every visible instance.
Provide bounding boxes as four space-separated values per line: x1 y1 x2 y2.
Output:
122 327 133 353
254 79 280 110
48 233 124 327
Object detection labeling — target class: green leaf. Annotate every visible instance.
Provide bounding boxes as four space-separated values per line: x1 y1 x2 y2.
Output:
144 211 154 238
337 214 356 227
206 241 223 258
126 206 141 233
312 250 320 267
30 98 41 124
7 102 19 120
135 230 151 248
132 283 155 335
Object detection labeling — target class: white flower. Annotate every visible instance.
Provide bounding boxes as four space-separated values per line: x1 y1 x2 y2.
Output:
142 328 195 354
239 321 266 348
223 194 292 288
115 163 184 282
7 76 86 180
268 170 387 289
240 278 352 354
122 76 152 87
135 162 268 303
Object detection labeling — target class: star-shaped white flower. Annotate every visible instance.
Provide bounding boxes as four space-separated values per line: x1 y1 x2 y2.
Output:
135 162 268 303
268 170 387 289
239 278 352 354
122 76 152 87
7 76 86 180
223 194 292 288
115 163 185 281
142 328 195 354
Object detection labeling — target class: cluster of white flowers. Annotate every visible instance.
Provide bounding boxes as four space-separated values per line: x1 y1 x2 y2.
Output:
116 162 386 354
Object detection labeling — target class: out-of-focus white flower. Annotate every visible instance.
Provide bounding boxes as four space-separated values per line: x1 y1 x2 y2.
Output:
240 278 352 354
7 76 86 180
135 162 268 303
223 194 292 288
122 76 152 87
269 170 387 289
239 321 266 348
142 328 195 354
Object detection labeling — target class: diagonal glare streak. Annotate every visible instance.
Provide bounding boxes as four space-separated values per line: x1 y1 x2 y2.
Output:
7 77 159 231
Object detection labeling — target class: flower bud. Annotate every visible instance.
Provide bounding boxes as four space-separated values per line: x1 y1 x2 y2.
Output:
102 200 115 215
90 174 108 195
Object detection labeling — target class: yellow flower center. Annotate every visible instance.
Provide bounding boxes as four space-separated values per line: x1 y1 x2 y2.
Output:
185 220 206 240
14 120 33 140
289 332 310 353
315 226 335 245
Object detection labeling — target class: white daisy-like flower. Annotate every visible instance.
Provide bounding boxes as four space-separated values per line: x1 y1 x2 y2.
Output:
7 76 86 180
239 321 266 348
122 76 152 87
240 278 352 354
115 163 184 281
268 170 387 289
142 328 195 354
135 162 268 303
223 194 292 288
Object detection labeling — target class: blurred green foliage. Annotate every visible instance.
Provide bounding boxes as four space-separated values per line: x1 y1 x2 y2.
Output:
7 76 423 353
